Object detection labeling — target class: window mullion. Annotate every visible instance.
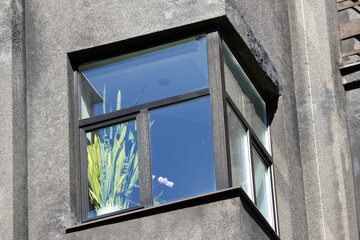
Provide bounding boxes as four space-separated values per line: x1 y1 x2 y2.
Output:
270 165 279 233
79 128 88 222
207 31 230 190
249 134 257 204
137 109 153 207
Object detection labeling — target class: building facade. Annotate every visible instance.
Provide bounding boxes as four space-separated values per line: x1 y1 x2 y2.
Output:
1 0 359 239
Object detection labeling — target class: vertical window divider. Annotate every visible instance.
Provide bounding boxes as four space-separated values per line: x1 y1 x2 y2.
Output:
249 135 257 205
245 130 254 202
207 31 230 190
137 109 153 207
270 164 279 233
73 71 82 223
79 128 88 222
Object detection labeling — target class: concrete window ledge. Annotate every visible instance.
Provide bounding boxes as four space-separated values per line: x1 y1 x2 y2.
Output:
65 187 279 239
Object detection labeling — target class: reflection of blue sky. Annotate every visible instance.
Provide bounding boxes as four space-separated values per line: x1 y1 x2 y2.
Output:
150 97 216 203
82 37 208 115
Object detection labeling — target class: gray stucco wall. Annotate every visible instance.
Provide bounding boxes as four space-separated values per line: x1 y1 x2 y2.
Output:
224 1 309 239
68 196 276 240
1 0 359 239
0 0 27 239
287 0 358 239
24 0 291 238
347 88 360 236
23 0 306 238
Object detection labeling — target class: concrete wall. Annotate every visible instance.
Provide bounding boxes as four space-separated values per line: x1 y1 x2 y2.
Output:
346 88 360 237
68 196 277 240
224 1 309 239
0 0 359 239
287 0 358 239
23 0 307 238
0 0 27 239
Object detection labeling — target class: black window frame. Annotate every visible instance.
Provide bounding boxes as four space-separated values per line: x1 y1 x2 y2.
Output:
74 30 278 232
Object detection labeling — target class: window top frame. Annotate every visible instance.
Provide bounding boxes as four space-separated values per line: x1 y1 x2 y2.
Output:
69 17 280 101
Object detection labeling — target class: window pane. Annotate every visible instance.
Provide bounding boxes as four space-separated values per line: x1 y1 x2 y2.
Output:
227 105 252 196
86 120 139 218
79 36 209 119
222 42 268 149
252 147 273 225
150 97 216 204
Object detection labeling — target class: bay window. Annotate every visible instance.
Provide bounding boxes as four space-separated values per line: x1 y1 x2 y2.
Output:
76 31 277 231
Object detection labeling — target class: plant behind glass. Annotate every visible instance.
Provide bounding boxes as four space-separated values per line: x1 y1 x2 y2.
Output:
87 89 139 216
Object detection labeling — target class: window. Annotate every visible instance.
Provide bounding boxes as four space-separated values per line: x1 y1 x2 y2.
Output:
222 41 277 228
76 32 277 230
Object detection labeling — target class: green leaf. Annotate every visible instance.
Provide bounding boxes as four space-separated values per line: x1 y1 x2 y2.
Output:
113 173 128 199
119 125 127 144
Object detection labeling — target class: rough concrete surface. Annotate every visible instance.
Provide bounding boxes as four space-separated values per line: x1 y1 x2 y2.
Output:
346 88 360 237
0 0 27 239
287 0 358 239
0 0 358 239
24 0 228 239
0 1 14 238
225 1 309 239
69 198 275 240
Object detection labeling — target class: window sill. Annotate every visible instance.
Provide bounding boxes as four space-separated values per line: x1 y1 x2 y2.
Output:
65 187 279 239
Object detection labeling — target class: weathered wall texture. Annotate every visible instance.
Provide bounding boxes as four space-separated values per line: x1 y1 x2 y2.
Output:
287 0 358 239
68 197 276 240
224 1 309 239
24 0 294 238
0 0 27 239
340 3 360 234
347 88 360 236
0 0 359 239
24 0 228 239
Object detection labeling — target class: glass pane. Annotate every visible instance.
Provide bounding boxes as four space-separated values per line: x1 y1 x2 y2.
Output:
222 42 268 150
227 105 252 196
86 120 139 218
150 97 216 204
252 147 273 225
79 36 209 119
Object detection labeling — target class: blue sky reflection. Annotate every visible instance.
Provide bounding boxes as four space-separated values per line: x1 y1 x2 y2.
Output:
81 37 208 119
150 97 216 204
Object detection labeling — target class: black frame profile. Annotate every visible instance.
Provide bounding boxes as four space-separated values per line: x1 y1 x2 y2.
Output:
75 31 277 231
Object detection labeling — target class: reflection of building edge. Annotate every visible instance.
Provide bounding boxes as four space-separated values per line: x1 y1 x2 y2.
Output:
1 1 360 240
